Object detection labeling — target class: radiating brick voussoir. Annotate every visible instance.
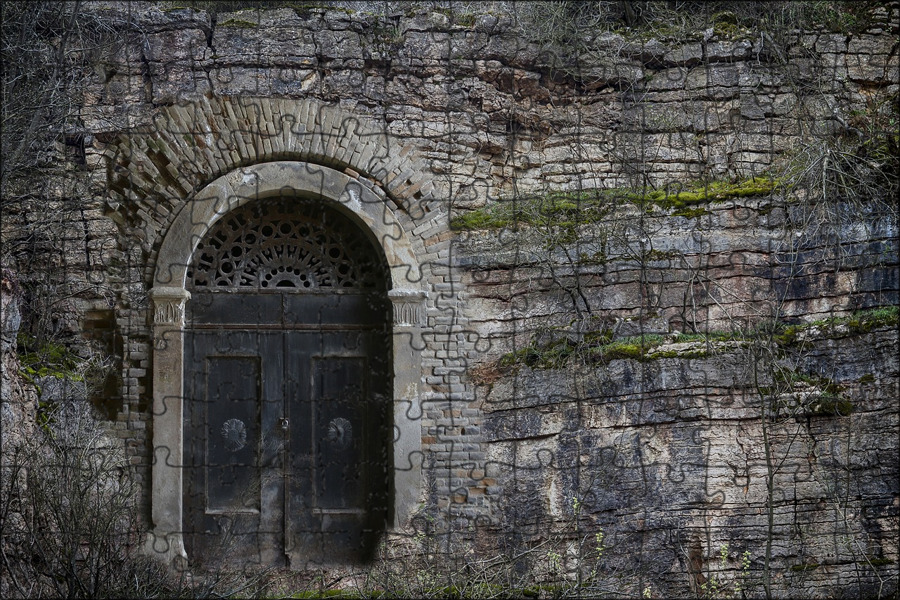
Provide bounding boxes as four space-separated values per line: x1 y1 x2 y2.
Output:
104 95 441 261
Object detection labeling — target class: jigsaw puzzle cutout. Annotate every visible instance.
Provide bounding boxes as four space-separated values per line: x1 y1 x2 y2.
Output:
52 3 892 595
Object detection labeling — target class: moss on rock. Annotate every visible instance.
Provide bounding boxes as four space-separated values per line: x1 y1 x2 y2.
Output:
450 176 779 231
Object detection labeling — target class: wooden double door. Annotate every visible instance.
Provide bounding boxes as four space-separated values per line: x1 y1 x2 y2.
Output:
183 291 391 567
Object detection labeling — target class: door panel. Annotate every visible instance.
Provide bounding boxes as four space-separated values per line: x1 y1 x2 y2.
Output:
185 293 390 567
313 355 367 511
204 355 260 513
284 333 371 564
190 292 283 325
283 292 388 325
184 331 285 566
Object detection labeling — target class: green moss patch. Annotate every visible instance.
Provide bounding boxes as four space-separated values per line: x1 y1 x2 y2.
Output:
493 321 772 371
589 334 667 361
769 369 843 395
805 394 854 416
673 331 738 343
17 333 84 382
17 332 96 431
451 176 779 231
494 306 897 372
453 12 476 27
497 331 734 370
765 369 855 417
498 337 579 370
642 176 779 209
845 305 900 333
774 305 899 346
164 1 335 17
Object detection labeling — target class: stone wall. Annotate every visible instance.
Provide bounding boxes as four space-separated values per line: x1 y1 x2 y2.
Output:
1 1 897 596
456 194 898 595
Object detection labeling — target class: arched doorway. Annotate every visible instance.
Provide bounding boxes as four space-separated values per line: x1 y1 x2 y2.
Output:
145 162 426 568
182 198 391 567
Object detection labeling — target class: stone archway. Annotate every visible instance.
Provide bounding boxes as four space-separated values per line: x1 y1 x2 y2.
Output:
144 161 426 566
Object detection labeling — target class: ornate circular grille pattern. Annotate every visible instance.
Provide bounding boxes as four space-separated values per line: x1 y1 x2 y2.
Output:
188 199 385 290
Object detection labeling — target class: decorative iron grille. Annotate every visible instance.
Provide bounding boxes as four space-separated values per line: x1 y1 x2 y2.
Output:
188 199 386 290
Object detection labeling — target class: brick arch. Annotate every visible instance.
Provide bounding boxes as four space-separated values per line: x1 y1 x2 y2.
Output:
104 96 439 260
154 161 425 290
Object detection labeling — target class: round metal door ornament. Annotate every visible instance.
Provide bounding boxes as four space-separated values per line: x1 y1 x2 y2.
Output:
221 418 248 452
326 417 353 450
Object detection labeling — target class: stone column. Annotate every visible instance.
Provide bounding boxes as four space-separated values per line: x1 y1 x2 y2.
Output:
388 289 427 529
145 286 190 567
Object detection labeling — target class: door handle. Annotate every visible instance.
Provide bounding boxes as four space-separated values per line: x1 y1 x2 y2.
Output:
279 417 289 431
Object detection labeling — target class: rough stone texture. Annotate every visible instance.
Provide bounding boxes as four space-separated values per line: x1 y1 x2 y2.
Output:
1 270 34 450
1 1 897 596
472 327 898 598
1 270 35 600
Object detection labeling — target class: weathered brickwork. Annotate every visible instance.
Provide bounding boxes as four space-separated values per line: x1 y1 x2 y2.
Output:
2 1 897 596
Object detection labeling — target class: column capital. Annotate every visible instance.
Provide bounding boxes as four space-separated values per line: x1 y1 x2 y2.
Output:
388 289 427 327
150 287 191 326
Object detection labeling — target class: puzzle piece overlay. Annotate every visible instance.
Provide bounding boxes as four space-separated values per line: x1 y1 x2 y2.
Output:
1 2 898 597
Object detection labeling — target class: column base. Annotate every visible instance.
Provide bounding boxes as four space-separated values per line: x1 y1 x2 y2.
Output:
143 530 188 570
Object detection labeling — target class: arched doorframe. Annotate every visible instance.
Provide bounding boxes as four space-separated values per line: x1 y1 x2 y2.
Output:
144 161 426 566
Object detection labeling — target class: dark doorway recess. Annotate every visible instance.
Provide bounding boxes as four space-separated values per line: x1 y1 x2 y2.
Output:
182 198 392 568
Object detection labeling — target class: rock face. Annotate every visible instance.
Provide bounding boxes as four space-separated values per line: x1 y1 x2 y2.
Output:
1 269 35 600
1 269 34 451
1 1 897 596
